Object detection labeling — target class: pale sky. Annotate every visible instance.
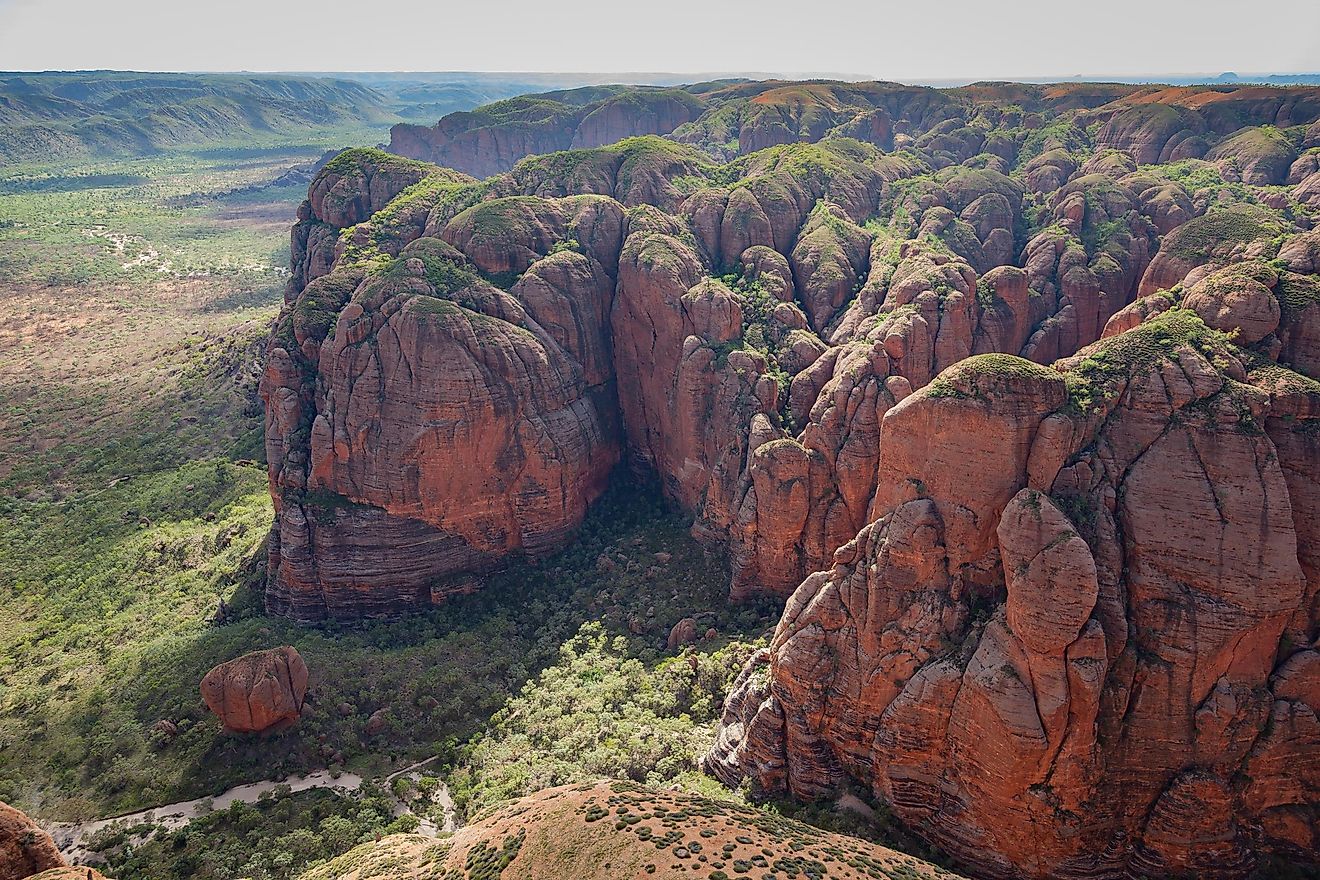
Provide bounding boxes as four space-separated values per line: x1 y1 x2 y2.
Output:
1 0 1317 81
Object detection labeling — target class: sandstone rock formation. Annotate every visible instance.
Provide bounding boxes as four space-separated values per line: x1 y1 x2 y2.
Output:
269 83 1320 624
390 81 1320 180
265 80 1320 876
1137 205 1288 299
200 646 309 733
0 802 64 880
266 200 623 619
1091 88 1320 166
708 311 1320 879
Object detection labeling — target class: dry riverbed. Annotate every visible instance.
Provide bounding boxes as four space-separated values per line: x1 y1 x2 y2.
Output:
51 760 456 864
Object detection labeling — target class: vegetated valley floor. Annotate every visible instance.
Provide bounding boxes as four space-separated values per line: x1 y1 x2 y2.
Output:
0 139 848 880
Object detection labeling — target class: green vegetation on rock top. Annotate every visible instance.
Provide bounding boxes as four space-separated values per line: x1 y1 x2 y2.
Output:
1060 309 1237 413
320 147 438 180
1162 205 1287 262
925 354 1061 399
1276 271 1320 318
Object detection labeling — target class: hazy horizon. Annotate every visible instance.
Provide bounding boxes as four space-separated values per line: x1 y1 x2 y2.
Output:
5 69 1320 88
2 0 1318 81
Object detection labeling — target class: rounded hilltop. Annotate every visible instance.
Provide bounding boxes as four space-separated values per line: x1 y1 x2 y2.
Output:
301 781 960 880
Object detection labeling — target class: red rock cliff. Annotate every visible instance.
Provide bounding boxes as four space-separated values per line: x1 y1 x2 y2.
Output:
264 85 1320 875
707 311 1320 878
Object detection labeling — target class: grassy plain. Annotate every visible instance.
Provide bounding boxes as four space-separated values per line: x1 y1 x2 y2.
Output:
1 142 305 826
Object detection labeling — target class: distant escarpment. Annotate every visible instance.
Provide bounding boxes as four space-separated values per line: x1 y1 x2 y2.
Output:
265 82 1319 876
390 79 1320 180
0 71 394 164
389 84 706 178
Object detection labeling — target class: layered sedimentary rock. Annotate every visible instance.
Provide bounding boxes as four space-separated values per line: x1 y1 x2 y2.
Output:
267 158 632 619
269 83 1320 623
200 646 309 733
266 77 1320 877
265 198 623 619
708 309 1320 878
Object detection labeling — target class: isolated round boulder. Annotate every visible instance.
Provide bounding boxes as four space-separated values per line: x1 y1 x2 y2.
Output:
200 646 309 733
0 800 66 880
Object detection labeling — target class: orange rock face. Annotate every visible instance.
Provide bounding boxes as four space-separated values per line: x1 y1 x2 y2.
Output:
267 81 1320 877
0 802 65 880
709 311 1320 879
200 646 309 734
265 212 623 619
269 88 1320 623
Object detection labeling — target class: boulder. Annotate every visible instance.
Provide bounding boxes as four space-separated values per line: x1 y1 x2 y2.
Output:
201 646 309 734
667 618 698 651
0 802 64 880
364 709 389 737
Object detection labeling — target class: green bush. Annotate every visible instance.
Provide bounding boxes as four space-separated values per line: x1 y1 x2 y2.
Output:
446 621 767 818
